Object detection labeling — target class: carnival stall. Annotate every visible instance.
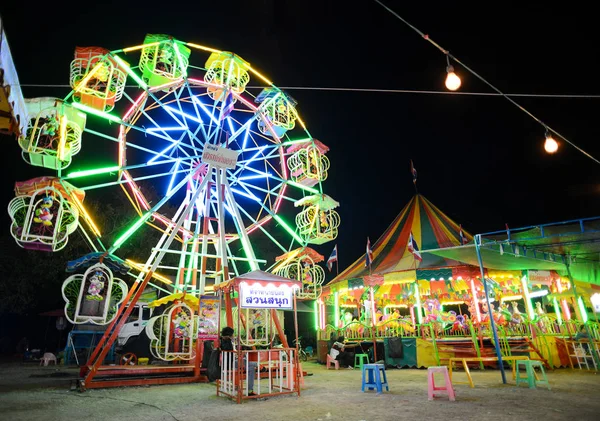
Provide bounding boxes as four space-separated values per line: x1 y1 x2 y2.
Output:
317 194 600 370
214 270 302 403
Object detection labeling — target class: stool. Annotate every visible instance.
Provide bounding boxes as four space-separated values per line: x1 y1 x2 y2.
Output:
327 354 339 370
354 353 369 369
427 366 456 401
516 360 550 390
361 363 389 394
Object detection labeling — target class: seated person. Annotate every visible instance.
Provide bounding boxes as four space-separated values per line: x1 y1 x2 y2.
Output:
574 325 589 341
220 326 259 396
330 336 357 369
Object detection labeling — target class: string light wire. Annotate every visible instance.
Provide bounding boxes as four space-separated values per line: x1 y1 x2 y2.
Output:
12 83 600 99
373 0 600 165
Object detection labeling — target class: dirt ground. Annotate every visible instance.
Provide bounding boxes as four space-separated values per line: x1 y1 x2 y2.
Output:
1 360 599 421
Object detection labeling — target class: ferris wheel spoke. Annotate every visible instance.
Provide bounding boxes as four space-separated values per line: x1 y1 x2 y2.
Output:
108 167 208 253
225 186 288 254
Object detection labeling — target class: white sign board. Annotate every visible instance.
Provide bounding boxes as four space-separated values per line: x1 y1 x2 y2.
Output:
239 283 294 309
201 144 239 169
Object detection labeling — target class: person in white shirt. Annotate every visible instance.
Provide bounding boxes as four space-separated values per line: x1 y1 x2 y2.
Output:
329 336 357 368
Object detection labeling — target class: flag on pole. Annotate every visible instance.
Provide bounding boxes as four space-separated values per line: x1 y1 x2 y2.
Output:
365 237 374 267
221 90 235 120
410 160 417 185
459 224 468 244
407 231 423 262
327 245 338 272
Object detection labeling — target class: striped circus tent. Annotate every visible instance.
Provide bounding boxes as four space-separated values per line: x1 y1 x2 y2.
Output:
325 194 472 289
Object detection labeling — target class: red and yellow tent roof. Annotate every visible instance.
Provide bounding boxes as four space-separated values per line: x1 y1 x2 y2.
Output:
327 194 472 287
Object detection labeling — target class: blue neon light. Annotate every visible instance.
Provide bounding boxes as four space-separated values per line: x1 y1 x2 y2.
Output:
191 97 219 125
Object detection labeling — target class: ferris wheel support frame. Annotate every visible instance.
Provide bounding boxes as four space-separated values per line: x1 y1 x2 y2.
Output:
81 171 210 389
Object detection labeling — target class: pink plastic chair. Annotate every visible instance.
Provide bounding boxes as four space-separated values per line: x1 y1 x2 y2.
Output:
427 366 455 401
40 353 57 366
326 354 339 370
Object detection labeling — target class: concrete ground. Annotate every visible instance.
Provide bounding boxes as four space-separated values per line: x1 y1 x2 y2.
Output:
0 360 599 421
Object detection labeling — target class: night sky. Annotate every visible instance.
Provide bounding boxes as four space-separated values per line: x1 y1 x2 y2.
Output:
1 1 599 278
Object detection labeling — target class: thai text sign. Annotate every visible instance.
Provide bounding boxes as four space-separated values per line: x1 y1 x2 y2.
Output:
239 283 293 309
198 295 220 340
528 270 553 286
201 144 239 169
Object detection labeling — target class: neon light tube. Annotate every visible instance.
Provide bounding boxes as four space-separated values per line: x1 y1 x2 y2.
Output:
113 55 148 90
113 212 153 249
122 42 161 53
191 97 219 125
273 214 303 244
553 297 563 325
72 102 122 124
578 297 589 323
286 180 319 195
414 283 423 324
521 276 535 319
167 159 180 195
67 165 121 178
57 115 68 161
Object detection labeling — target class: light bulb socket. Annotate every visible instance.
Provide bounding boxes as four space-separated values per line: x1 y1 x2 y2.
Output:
446 65 455 74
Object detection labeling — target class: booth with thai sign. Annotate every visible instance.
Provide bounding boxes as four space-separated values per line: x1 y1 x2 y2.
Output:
214 270 302 403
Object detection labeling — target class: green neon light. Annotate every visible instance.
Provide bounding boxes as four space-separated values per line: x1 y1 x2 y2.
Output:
578 296 589 323
414 283 423 324
241 234 259 271
172 42 188 78
72 102 122 124
282 137 312 146
67 165 121 179
286 180 319 194
273 214 303 244
553 297 563 325
314 300 319 331
113 55 148 90
113 212 152 250
334 292 340 325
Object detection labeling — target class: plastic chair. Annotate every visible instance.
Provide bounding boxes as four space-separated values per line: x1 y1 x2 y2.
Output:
354 353 369 369
427 366 455 401
326 354 339 370
304 346 314 357
361 363 389 394
516 360 550 390
40 353 57 366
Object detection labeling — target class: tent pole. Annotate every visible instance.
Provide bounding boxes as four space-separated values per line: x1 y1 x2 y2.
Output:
475 234 507 384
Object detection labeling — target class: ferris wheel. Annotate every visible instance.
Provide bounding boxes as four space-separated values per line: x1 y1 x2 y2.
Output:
8 34 340 312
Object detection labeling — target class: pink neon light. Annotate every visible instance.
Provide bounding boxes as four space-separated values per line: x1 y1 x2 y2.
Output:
470 278 482 323
122 171 150 210
555 278 572 320
123 92 147 121
246 215 273 235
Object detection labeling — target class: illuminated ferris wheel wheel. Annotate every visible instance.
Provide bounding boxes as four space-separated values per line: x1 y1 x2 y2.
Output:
8 34 340 306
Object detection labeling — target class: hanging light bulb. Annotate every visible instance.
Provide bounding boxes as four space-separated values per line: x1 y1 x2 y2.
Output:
445 65 461 91
544 135 559 154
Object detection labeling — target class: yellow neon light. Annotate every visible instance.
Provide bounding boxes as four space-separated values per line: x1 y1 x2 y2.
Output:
440 301 466 305
57 115 68 161
270 248 301 273
71 194 101 237
75 62 104 92
186 42 221 54
122 41 162 53
296 114 307 130
500 295 523 302
126 259 172 284
248 66 273 86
